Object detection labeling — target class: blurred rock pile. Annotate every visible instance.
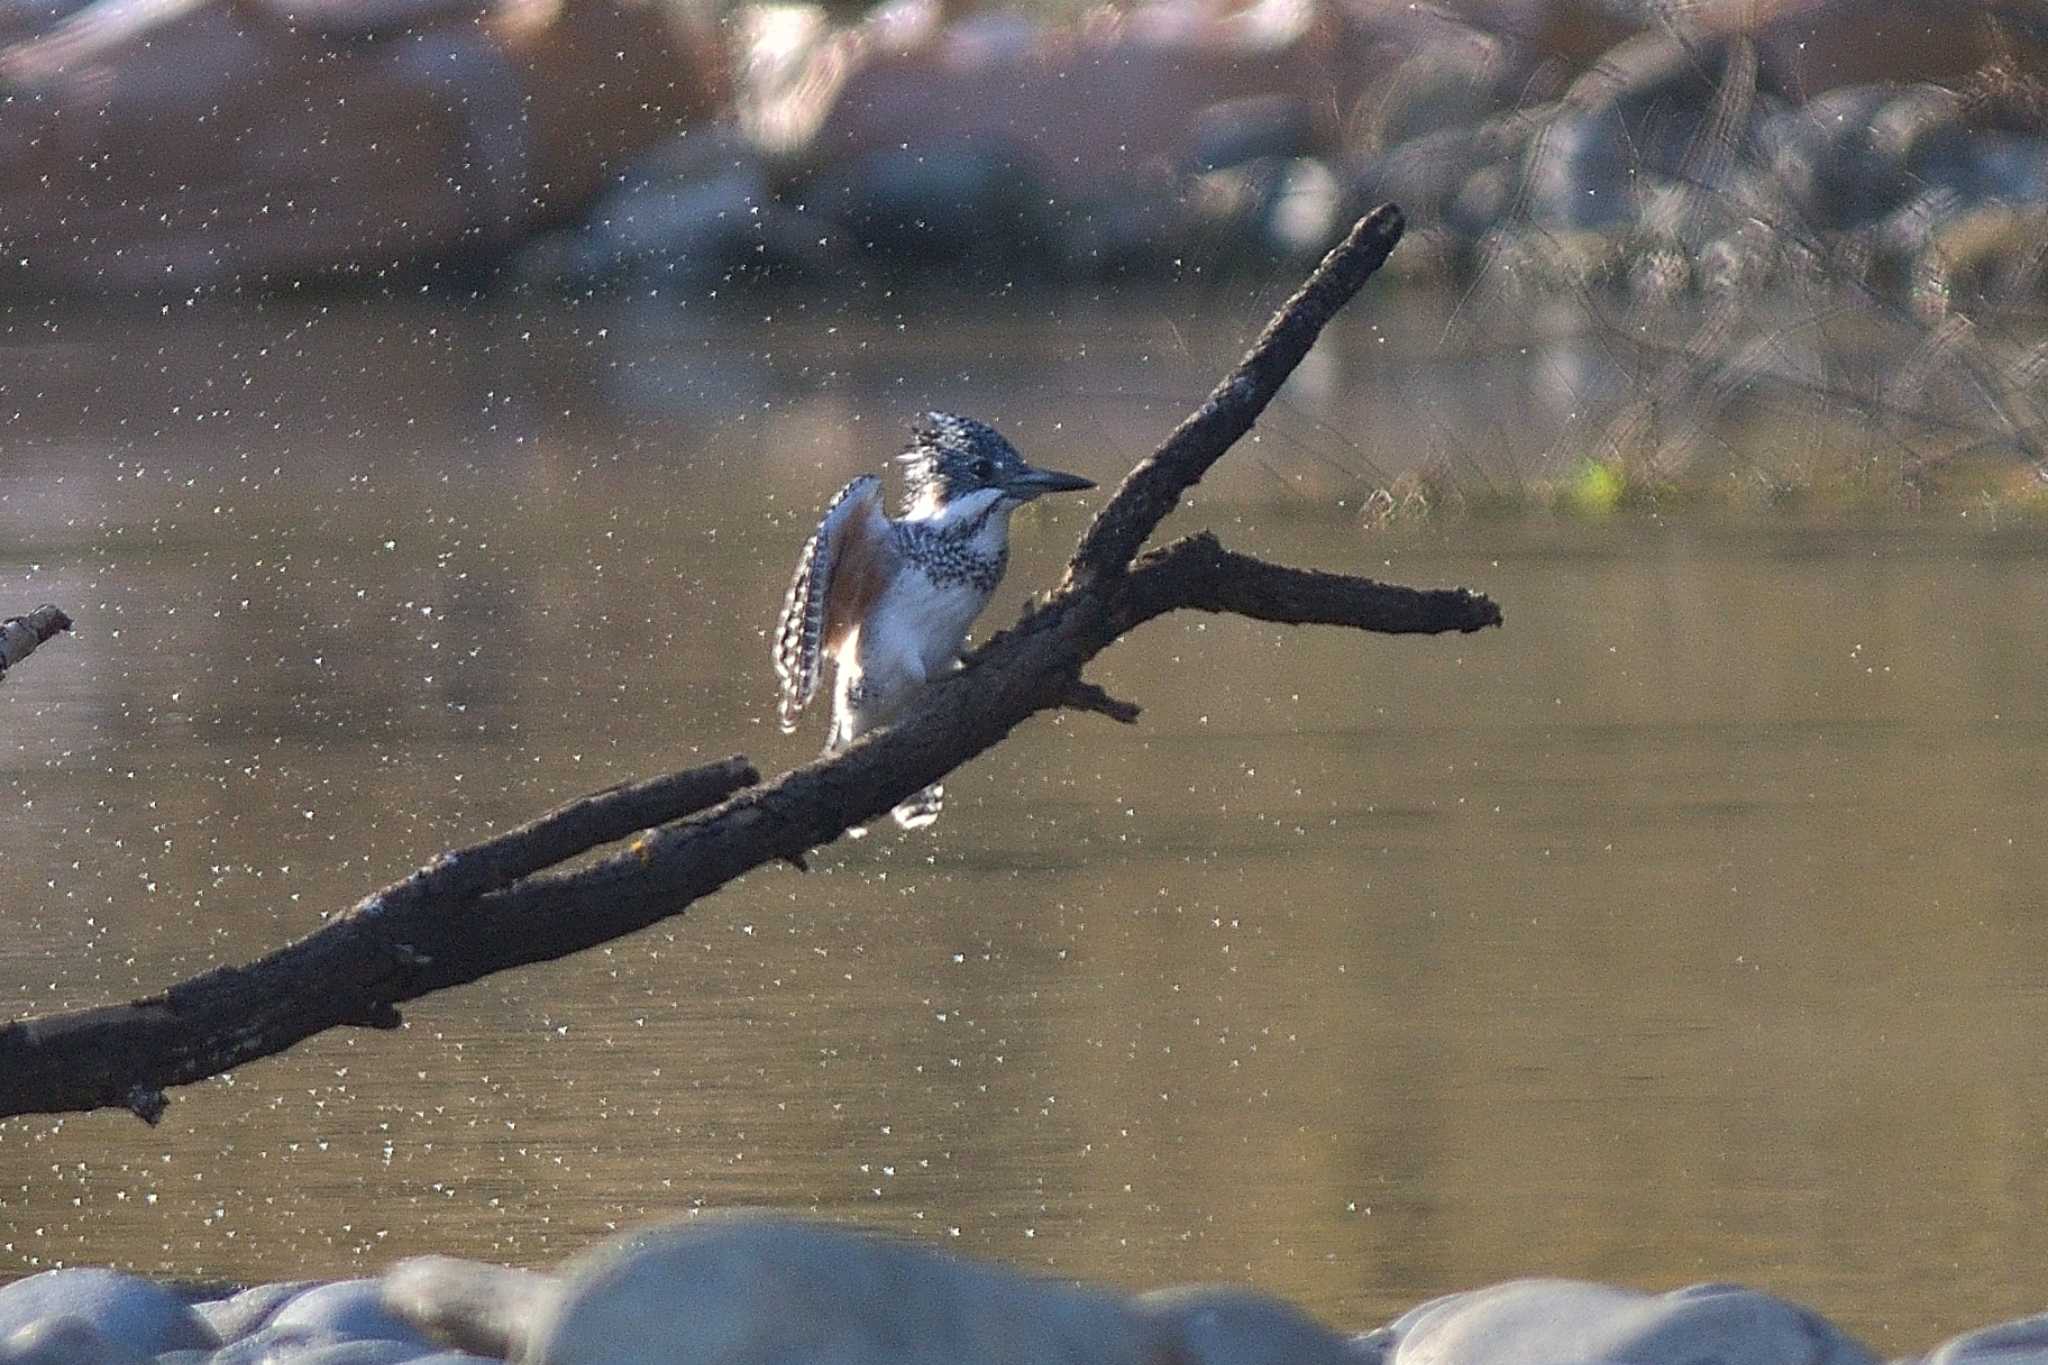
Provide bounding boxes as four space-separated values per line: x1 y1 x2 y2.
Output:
2 1212 2045 1363
538 0 2048 310
2 0 2044 302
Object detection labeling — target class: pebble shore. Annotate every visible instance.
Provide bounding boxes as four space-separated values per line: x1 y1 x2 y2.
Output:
0 1212 2040 1364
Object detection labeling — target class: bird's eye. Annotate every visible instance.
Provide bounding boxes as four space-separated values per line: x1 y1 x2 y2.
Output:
972 458 995 481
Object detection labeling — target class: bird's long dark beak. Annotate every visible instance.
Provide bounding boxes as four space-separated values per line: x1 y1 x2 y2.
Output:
1007 465 1096 500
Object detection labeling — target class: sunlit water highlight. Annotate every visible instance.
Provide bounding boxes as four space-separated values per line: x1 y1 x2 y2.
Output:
0 288 2044 1355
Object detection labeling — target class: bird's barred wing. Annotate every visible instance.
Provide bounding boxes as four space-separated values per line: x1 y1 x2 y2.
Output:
773 474 887 732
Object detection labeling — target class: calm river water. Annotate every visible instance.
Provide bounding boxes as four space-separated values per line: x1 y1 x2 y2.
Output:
0 286 2044 1354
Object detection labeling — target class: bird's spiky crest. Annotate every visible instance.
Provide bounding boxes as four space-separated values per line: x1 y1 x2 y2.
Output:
895 412 1027 515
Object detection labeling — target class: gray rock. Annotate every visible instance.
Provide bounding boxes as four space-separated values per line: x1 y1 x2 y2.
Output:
268 1280 434 1351
1134 1284 1353 1365
0 1315 148 1365
1367 31 1512 152
1519 107 1643 231
1346 1328 1391 1363
210 1326 454 1365
1354 127 1489 229
1917 1311 2048 1363
257 1340 448 1365
195 1281 326 1344
1764 83 1961 230
1943 134 2048 207
384 1255 559 1360
207 1324 340 1364
522 1211 1167 1365
1375 1279 1877 1365
1185 95 1315 174
518 128 784 289
0 1268 217 1356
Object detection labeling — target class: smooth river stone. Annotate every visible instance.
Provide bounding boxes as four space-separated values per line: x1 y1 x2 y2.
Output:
383 1254 561 1360
1355 1278 1879 1365
522 1212 1169 1365
267 1279 437 1350
167 1338 495 1365
1915 1312 2048 1364
247 1340 466 1365
196 1280 326 1344
0 1315 148 1365
0 1267 218 1356
203 1324 356 1364
1133 1284 1357 1365
201 1327 494 1365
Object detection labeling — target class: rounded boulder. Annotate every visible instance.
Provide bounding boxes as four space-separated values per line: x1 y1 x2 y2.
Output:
0 1268 217 1357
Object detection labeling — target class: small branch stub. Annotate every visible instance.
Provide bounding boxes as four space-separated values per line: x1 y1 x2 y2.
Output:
1062 679 1142 724
124 1085 167 1126
0 604 73 681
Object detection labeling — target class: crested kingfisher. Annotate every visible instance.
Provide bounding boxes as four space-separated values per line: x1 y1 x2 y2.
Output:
773 412 1095 829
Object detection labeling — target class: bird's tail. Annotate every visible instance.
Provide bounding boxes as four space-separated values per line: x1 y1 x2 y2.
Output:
892 784 944 830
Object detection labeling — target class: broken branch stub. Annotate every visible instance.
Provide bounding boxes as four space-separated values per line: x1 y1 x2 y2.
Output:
0 203 1502 1123
0 604 73 681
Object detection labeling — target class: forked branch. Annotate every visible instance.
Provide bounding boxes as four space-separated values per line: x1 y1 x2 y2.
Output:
0 204 1501 1124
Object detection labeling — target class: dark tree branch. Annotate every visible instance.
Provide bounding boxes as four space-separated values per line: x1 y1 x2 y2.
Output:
0 604 72 681
1062 206 1406 591
0 202 1502 1123
362 758 760 916
0 756 760 1123
1113 534 1504 636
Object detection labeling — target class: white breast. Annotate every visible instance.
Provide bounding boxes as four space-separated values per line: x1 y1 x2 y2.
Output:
864 567 994 680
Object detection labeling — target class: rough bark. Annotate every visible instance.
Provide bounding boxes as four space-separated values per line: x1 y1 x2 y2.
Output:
0 604 72 681
0 204 1503 1124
